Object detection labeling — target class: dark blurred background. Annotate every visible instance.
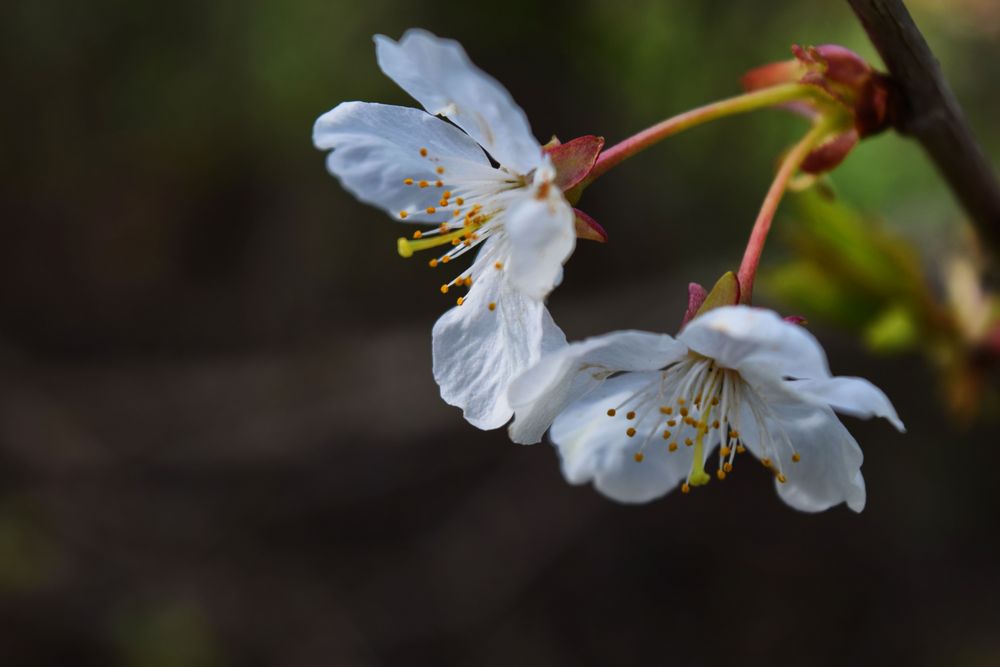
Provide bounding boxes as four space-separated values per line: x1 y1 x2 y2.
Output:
1 1 999 665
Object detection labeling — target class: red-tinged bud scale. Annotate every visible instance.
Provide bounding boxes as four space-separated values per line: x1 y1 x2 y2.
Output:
742 43 894 175
791 44 893 139
682 282 709 327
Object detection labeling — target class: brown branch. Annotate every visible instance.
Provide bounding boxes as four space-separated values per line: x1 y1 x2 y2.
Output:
848 0 1000 252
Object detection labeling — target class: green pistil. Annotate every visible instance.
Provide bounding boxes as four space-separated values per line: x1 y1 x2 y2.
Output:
688 406 713 487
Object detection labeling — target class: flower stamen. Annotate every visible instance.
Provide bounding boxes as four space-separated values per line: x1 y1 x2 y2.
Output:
596 351 800 493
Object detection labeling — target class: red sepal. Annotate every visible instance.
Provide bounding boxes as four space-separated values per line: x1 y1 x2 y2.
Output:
545 135 605 192
572 207 607 243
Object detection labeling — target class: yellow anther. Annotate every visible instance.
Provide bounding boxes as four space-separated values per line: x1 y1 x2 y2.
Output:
418 180 429 188
681 483 691 494
720 446 731 457
677 398 686 405
494 261 504 270
412 230 422 239
399 211 408 219
439 199 448 207
440 284 449 294
660 406 673 415
456 197 465 205
488 302 496 311
435 180 444 187
792 453 801 463
464 277 473 287
456 296 464 306
680 407 689 417
777 473 787 484
711 397 719 406
441 255 451 264
453 210 462 217
662 430 671 439
403 178 414 185
442 190 451 198
712 420 720 429
723 462 733 473
607 408 616 417
684 438 693 447
667 420 677 427
626 428 636 437
451 238 460 246
668 443 678 452
426 207 436 214
716 470 726 481
736 444 746 454
626 411 636 420
436 166 445 174
419 147 428 157
633 452 644 463
761 458 771 468
428 258 438 268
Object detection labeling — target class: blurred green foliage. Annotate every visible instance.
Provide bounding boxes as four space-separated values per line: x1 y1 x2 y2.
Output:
764 188 999 419
765 188 942 351
114 598 221 667
0 499 61 593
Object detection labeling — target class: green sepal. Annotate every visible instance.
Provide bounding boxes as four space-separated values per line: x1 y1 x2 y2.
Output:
695 271 741 318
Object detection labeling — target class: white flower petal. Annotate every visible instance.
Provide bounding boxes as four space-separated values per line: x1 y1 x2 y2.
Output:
680 306 831 381
432 247 565 429
502 185 575 300
508 331 687 444
728 386 770 461
375 29 543 175
767 402 867 513
550 372 695 503
313 101 498 222
786 377 905 432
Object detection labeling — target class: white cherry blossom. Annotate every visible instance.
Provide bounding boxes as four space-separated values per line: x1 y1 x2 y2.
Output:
313 29 576 429
508 306 904 512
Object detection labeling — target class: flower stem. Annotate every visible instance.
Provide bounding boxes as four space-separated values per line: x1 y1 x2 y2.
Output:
736 119 836 303
582 83 832 187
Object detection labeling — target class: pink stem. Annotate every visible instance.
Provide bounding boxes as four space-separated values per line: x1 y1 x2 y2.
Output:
736 121 832 303
583 83 823 187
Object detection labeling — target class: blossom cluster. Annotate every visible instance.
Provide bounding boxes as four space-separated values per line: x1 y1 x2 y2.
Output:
314 29 904 512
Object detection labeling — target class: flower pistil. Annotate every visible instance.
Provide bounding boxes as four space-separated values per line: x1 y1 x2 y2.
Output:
603 352 800 493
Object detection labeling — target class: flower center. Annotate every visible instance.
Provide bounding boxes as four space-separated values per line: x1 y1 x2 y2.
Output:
605 353 801 493
393 145 524 307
